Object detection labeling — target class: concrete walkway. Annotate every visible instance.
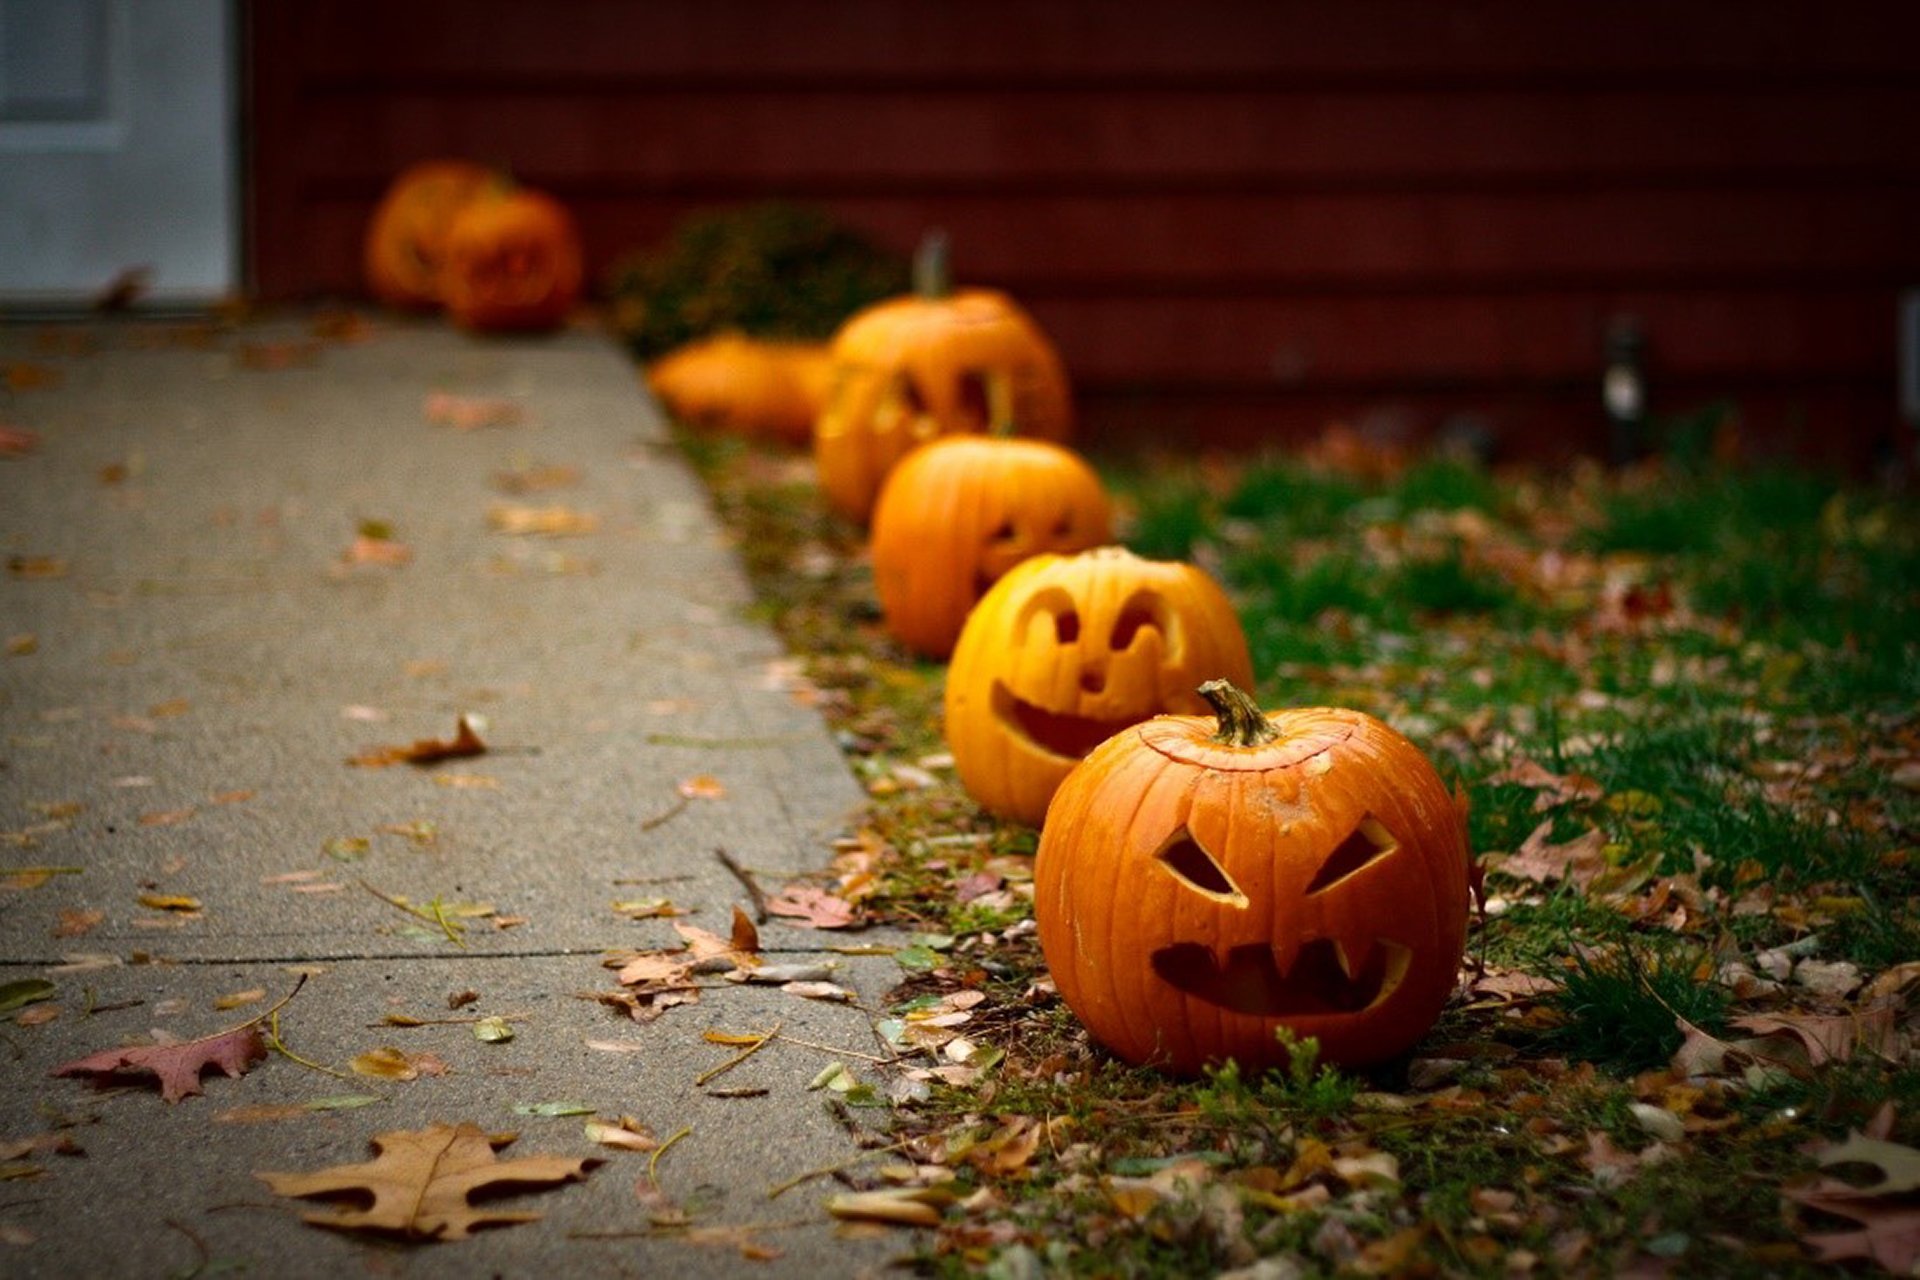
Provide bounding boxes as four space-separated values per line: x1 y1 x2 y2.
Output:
0 316 910 1277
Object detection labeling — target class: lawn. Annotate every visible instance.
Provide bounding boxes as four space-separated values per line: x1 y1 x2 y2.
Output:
682 424 1920 1277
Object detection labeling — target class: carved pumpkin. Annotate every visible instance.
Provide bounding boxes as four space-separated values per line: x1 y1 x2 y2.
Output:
944 547 1253 826
648 333 833 444
441 187 583 333
1035 679 1472 1075
813 234 1072 523
871 436 1112 658
363 160 495 310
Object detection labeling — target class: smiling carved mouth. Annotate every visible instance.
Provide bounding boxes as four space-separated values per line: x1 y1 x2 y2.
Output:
1150 937 1411 1017
992 681 1144 760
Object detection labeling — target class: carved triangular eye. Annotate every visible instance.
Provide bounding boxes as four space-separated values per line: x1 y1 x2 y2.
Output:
1156 829 1248 907
1305 814 1399 895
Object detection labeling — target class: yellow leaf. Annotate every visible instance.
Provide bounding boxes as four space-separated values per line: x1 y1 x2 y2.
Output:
351 1046 420 1081
137 893 202 912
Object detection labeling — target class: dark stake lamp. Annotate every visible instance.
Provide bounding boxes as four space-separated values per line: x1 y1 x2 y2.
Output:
1602 316 1648 464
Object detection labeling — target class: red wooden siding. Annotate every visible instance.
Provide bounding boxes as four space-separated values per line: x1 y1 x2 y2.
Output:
245 1 1920 464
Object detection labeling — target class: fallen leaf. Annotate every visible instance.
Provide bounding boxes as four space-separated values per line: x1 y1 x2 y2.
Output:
1485 758 1605 810
765 885 861 929
214 988 267 1011
487 504 598 537
137 893 202 912
0 980 56 1015
424 393 525 430
676 774 726 800
513 1101 595 1117
582 1117 658 1153
258 1123 597 1239
342 530 412 567
0 426 39 457
352 1046 425 1081
137 809 196 829
7 555 67 581
51 909 103 939
0 1133 81 1161
1733 1006 1905 1069
824 1187 952 1227
350 716 487 768
1785 1130 1920 1273
1487 822 1609 888
51 1023 266 1102
472 1017 514 1043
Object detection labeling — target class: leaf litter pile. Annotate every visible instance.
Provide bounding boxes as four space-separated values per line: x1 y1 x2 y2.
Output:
676 424 1920 1277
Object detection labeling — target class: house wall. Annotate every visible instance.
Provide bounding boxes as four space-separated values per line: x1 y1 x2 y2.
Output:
246 1 1920 464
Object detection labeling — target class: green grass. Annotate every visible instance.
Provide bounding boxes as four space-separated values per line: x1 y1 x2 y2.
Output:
680 426 1919 1280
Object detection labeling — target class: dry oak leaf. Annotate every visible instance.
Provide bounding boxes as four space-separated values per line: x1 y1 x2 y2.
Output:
258 1122 599 1240
1784 1131 1920 1274
51 1023 265 1103
765 884 862 929
350 715 487 768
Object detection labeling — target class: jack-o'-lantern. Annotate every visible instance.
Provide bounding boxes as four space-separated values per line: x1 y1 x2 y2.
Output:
871 436 1112 659
363 160 495 310
648 333 833 445
1035 679 1473 1075
813 233 1072 523
944 547 1252 826
441 187 583 333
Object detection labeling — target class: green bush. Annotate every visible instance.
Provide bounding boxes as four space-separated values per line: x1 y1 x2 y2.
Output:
605 202 907 357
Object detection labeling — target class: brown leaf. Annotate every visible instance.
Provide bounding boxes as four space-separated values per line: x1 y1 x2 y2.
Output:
1488 821 1605 885
0 425 39 457
7 555 67 581
349 715 487 768
258 1123 597 1240
52 909 104 938
486 503 598 537
51 1024 266 1102
1485 757 1605 811
424 392 525 430
766 885 862 929
1785 1131 1920 1273
728 905 761 956
342 534 412 567
1733 1005 1906 1069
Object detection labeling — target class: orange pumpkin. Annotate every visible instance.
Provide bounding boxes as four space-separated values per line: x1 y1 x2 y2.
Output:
813 234 1072 523
943 546 1252 826
441 188 583 333
363 160 495 310
1035 679 1473 1075
871 436 1112 658
648 333 833 444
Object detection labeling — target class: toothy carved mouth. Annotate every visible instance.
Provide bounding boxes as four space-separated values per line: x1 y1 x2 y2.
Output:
992 682 1142 760
1150 937 1411 1016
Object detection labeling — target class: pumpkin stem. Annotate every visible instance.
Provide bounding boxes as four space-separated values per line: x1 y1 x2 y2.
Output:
1198 679 1280 747
913 229 951 300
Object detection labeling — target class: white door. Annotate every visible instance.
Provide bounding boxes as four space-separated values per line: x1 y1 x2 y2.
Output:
0 0 235 306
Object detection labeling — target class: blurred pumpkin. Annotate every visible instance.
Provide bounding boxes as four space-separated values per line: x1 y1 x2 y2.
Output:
441 187 583 333
943 546 1252 826
647 333 833 444
813 233 1072 523
363 160 495 310
870 435 1112 658
1035 679 1473 1075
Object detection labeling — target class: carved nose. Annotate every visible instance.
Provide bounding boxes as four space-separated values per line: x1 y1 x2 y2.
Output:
1079 664 1106 694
